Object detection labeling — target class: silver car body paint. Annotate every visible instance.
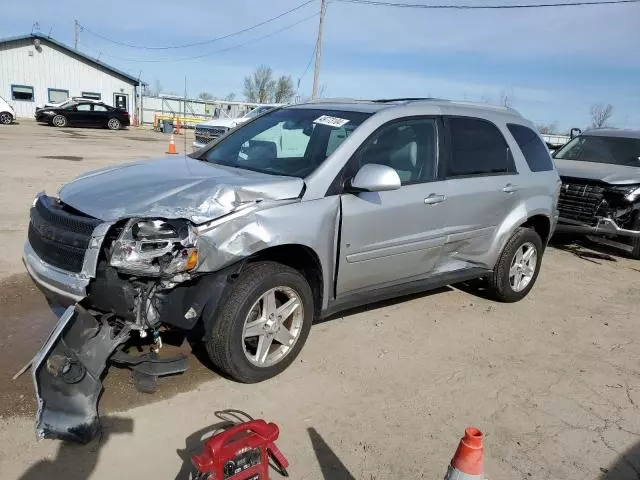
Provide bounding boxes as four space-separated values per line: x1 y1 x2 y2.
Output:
29 99 559 310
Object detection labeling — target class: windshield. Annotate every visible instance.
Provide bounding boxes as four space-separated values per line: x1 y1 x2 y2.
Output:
554 135 640 167
196 108 371 177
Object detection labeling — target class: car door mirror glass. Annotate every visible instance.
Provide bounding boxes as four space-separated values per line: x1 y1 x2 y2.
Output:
350 164 401 192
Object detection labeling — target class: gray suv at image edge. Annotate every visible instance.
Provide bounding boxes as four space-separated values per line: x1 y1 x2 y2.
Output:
24 99 559 437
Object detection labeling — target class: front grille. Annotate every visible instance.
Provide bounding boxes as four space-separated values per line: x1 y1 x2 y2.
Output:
558 179 606 226
194 126 228 145
28 196 101 272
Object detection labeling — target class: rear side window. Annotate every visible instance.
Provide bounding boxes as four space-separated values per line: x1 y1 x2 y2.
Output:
446 117 515 177
507 124 554 172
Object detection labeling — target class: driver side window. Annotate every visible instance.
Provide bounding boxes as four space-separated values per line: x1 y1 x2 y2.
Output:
75 104 91 111
357 118 438 185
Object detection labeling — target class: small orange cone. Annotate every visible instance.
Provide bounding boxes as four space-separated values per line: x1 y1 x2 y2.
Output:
166 133 178 155
445 427 484 479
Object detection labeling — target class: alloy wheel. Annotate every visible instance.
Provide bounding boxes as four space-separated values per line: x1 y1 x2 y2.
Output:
242 286 304 367
509 242 538 292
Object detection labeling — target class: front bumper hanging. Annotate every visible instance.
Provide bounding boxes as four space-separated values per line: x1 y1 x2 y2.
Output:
32 305 131 443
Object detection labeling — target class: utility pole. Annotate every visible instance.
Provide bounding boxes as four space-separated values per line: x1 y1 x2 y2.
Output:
311 0 327 100
74 19 79 49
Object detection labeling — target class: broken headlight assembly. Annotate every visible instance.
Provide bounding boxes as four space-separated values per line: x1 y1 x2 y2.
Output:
607 184 640 202
109 219 198 276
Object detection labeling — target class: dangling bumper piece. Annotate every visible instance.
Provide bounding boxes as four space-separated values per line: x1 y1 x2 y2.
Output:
32 305 131 443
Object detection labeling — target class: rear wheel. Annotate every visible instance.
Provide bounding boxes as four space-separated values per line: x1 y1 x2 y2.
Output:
52 115 67 127
0 112 12 124
205 261 314 383
107 118 121 130
486 227 543 302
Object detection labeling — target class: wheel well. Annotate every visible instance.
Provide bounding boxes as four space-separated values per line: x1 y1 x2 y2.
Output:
522 215 551 245
247 245 323 319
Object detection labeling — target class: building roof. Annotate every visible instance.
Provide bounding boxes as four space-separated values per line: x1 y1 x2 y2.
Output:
582 128 640 139
0 33 144 86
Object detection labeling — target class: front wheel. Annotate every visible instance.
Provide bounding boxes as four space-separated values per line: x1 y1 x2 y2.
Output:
486 227 543 302
0 112 13 125
52 115 67 127
205 261 314 383
107 118 121 130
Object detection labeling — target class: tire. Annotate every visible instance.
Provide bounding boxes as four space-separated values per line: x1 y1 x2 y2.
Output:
486 227 544 303
205 261 314 383
52 115 67 127
107 118 121 130
0 112 12 125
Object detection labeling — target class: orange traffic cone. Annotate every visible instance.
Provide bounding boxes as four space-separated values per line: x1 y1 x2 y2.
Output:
445 427 484 479
131 113 137 127
166 133 178 154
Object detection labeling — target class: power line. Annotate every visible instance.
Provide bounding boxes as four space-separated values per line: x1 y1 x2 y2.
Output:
335 0 640 9
78 0 315 50
79 12 320 63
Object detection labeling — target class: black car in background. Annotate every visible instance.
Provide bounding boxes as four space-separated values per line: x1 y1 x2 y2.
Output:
36 101 130 130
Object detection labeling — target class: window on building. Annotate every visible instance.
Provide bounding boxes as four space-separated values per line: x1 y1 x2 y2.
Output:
81 92 101 100
446 117 515 177
507 124 554 172
48 89 69 104
11 85 34 101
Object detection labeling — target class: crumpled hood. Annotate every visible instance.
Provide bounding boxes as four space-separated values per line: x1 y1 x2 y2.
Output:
554 159 640 185
58 156 305 223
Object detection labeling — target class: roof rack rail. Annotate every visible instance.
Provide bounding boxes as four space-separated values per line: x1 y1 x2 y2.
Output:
371 97 446 103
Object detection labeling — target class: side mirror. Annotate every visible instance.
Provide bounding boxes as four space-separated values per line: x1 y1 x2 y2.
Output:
349 164 401 193
570 127 581 139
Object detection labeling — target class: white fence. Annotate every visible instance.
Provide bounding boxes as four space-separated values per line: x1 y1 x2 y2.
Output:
140 95 270 126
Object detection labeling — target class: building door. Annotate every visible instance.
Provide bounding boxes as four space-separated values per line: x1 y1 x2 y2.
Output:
114 93 128 112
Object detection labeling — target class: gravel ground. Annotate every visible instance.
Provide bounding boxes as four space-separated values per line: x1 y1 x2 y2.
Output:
0 121 639 479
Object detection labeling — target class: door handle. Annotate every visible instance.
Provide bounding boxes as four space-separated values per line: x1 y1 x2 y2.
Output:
424 194 446 205
503 184 519 193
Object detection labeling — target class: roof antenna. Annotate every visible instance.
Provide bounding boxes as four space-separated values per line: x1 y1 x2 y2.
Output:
31 21 40 35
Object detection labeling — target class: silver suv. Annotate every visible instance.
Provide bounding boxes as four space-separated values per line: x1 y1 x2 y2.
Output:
25 99 559 441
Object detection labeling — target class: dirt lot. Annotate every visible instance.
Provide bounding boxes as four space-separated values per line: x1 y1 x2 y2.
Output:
1 121 640 479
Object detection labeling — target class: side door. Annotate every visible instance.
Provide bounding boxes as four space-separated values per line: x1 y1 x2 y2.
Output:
337 117 448 295
90 104 110 127
438 116 521 263
66 102 92 126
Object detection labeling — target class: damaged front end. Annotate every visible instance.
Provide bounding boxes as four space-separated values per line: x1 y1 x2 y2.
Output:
556 179 640 239
26 174 306 443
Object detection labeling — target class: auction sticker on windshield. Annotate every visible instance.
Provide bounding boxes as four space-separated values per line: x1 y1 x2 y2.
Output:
314 115 350 128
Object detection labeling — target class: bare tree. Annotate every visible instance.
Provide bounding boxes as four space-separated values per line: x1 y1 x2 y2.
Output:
223 93 236 101
537 123 559 135
244 65 276 103
590 103 613 129
198 92 214 101
274 76 295 103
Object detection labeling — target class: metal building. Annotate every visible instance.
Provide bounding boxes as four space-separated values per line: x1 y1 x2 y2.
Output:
0 33 142 119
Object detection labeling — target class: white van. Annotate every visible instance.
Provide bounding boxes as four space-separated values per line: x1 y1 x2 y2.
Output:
0 96 15 125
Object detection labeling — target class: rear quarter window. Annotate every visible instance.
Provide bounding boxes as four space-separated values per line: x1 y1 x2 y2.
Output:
507 124 554 172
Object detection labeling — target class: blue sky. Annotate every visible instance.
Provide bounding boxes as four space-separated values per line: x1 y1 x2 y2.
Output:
3 0 640 131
